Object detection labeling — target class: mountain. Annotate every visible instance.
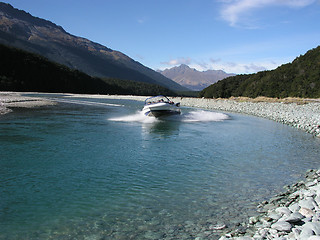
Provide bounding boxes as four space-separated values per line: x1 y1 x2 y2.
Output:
199 46 320 99
158 64 235 91
0 2 187 92
0 43 176 96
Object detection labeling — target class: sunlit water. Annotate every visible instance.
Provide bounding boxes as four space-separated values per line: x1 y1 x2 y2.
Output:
1 95 320 239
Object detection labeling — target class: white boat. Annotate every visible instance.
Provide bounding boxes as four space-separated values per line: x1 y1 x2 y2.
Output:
142 95 181 117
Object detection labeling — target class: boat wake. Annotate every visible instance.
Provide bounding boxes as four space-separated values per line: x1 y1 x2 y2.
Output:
108 111 158 123
181 110 229 122
48 98 123 107
109 110 229 123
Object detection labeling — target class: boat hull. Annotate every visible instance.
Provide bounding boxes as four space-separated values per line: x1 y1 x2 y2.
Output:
142 96 181 118
145 109 181 118
142 102 180 118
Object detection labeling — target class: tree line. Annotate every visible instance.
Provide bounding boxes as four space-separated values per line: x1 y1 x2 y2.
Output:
199 46 320 99
0 44 176 96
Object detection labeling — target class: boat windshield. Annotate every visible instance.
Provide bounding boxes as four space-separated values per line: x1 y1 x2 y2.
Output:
144 95 171 105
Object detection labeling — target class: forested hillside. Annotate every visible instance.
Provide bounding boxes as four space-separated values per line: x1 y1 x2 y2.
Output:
0 2 187 92
0 44 175 96
199 46 320 98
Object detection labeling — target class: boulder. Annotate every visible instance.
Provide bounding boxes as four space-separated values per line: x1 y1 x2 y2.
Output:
271 221 292 232
300 222 320 239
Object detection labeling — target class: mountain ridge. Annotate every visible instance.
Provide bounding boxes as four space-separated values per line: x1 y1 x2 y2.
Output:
159 64 235 91
0 2 187 92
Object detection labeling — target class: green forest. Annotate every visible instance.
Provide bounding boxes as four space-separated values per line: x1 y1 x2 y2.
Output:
199 46 320 99
0 44 176 96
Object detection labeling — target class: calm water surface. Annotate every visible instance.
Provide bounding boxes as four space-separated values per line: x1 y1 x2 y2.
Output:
1 95 320 239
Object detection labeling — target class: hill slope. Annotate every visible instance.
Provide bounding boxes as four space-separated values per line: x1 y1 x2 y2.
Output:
0 2 187 92
0 44 176 96
199 46 320 98
159 64 235 91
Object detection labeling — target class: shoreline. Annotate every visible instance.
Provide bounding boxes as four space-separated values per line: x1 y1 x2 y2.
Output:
170 97 320 138
219 169 320 240
2 91 319 139
0 91 56 115
56 93 320 138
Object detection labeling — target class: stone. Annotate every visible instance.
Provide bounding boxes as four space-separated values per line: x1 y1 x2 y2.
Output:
300 222 320 239
315 195 320 206
289 203 300 212
268 212 282 221
209 224 226 230
300 198 318 209
249 216 259 225
300 207 315 218
218 237 228 240
275 207 292 216
285 212 305 223
308 236 320 240
233 237 253 240
271 221 292 232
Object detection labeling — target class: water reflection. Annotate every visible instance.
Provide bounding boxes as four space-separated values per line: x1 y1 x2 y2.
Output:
142 119 180 137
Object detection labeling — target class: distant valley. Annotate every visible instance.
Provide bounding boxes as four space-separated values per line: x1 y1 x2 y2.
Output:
159 64 235 91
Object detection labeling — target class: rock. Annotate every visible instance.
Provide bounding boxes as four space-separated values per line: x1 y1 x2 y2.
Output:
299 198 317 210
308 236 320 240
218 237 228 240
300 222 320 239
275 207 292 216
248 216 259 225
233 237 253 240
209 224 226 230
300 207 315 218
285 212 305 223
289 203 301 212
268 211 282 221
271 221 292 232
315 195 320 206
306 181 317 187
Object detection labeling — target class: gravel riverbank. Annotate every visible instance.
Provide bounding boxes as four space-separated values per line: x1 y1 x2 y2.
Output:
170 97 320 138
219 169 320 240
63 94 320 138
0 92 56 115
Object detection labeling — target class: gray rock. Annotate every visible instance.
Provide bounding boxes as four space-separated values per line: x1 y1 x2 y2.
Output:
300 222 320 239
299 198 317 210
289 203 301 212
306 181 317 187
315 195 320 207
300 207 315 218
285 212 305 223
271 221 292 232
308 236 320 240
275 207 292 216
249 216 259 225
268 212 282 221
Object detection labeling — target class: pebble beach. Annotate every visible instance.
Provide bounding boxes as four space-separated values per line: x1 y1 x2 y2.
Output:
0 92 56 115
170 96 320 138
1 92 320 239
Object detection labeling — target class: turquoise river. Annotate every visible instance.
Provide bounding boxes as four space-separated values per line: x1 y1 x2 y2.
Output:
0 95 320 239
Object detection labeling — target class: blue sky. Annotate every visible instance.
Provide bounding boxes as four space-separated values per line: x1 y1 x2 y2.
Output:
3 0 320 74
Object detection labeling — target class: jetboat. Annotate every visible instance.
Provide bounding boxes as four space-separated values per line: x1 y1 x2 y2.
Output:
142 95 181 117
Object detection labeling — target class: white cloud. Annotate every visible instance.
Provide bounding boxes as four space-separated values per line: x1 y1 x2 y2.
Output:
160 57 191 66
158 55 288 74
210 60 283 74
220 0 316 27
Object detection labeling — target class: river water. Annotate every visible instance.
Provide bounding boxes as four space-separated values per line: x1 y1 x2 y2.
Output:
1 95 320 239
